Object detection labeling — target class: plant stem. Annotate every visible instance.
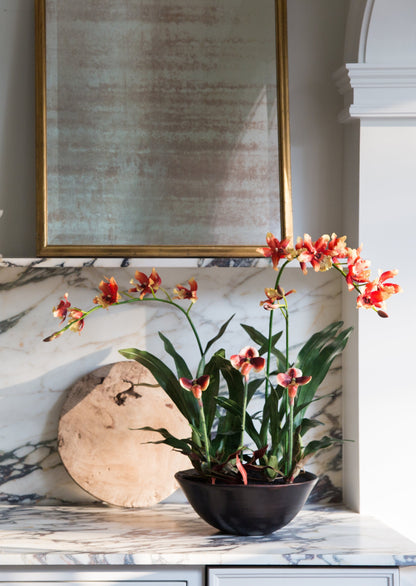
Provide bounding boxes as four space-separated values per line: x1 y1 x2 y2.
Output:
281 302 290 476
274 262 291 476
51 292 205 358
198 397 211 465
288 397 294 477
264 309 274 401
240 376 249 455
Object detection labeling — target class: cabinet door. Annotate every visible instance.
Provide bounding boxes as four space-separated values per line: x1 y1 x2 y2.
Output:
208 567 399 586
0 567 203 586
0 583 183 586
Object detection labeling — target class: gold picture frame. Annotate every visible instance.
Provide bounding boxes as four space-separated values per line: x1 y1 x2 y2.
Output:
36 0 293 258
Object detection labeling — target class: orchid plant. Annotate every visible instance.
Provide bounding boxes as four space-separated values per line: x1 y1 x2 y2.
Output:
44 233 401 485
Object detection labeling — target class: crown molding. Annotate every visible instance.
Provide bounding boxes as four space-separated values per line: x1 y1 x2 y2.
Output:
334 63 416 121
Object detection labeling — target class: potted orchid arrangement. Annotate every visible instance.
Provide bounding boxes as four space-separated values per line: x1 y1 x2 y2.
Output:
44 232 401 534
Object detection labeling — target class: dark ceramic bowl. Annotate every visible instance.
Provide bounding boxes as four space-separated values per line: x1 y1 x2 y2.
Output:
175 469 318 536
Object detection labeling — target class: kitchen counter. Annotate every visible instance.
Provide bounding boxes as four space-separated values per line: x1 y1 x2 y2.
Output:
0 503 415 567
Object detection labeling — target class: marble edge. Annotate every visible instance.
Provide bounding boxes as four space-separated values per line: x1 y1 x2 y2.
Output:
0 257 277 269
0 552 415 568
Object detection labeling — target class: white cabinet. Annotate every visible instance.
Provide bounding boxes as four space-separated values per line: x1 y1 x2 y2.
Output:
0 566 410 586
0 567 203 586
207 567 399 586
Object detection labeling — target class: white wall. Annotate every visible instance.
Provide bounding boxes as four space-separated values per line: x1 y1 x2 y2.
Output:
340 0 416 542
357 119 416 540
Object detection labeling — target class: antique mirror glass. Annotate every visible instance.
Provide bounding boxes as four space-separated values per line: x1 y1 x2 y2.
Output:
36 0 293 257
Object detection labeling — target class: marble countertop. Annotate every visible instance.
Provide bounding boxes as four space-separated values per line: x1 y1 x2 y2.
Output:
0 503 415 567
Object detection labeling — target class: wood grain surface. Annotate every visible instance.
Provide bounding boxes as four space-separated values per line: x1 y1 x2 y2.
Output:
58 361 190 507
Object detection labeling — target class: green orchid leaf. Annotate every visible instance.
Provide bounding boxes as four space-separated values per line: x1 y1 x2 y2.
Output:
240 324 284 359
215 395 263 450
296 417 324 436
210 354 245 404
216 396 242 418
303 435 337 458
244 412 264 450
259 331 284 357
202 352 223 433
296 321 345 364
196 355 206 379
158 331 192 380
138 426 192 454
119 347 198 426
293 322 353 428
203 314 235 355
247 377 264 403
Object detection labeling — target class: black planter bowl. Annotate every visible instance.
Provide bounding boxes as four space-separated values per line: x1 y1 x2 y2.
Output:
175 469 318 536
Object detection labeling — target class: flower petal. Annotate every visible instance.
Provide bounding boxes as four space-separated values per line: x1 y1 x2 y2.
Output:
179 377 193 391
196 375 210 392
276 372 291 387
250 356 266 372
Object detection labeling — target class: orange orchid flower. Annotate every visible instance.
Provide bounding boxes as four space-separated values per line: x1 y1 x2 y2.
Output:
256 232 293 270
129 268 161 299
260 286 295 310
295 234 332 274
173 278 198 303
52 293 71 323
93 276 121 308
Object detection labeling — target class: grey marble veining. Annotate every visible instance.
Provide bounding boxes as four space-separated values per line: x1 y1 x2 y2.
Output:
1 263 343 505
0 503 415 567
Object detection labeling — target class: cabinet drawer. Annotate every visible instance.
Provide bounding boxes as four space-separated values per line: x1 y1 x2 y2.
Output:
208 567 399 586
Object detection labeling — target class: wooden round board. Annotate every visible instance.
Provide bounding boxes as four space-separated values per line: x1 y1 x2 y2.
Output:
58 361 190 508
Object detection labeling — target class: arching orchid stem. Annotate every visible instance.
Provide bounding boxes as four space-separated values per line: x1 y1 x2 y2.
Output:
274 260 291 476
264 259 291 400
45 291 205 358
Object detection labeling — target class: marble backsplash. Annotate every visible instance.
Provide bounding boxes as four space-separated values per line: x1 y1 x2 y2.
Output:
0 262 343 506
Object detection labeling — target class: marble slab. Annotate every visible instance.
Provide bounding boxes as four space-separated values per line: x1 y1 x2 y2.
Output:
0 257 269 268
0 503 415 567
0 262 343 505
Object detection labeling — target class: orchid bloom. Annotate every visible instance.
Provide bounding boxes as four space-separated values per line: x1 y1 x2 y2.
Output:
179 375 210 400
276 367 312 405
129 268 161 299
260 286 295 310
295 234 332 274
93 277 121 308
345 249 371 291
53 293 71 323
327 233 348 262
173 278 198 303
356 270 402 313
68 308 85 333
374 270 402 297
230 346 265 380
256 232 293 270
